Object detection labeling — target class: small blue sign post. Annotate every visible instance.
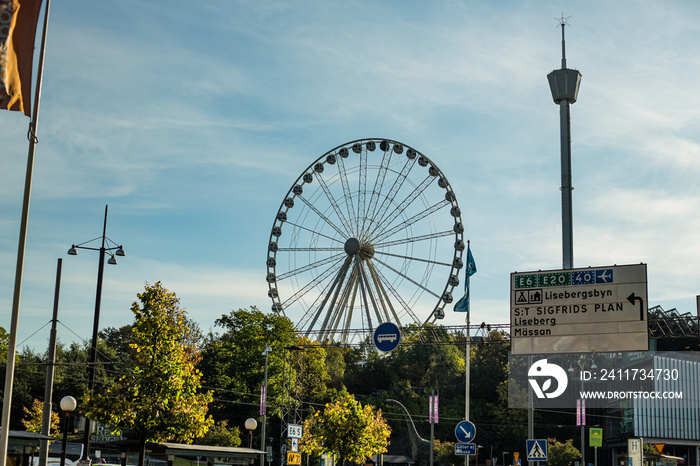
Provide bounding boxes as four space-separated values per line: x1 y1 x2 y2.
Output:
455 421 476 443
373 322 401 352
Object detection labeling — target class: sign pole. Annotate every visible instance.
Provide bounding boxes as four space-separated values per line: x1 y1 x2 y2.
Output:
465 314 470 466
430 390 435 466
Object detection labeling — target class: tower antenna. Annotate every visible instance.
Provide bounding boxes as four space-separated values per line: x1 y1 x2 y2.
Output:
557 13 572 69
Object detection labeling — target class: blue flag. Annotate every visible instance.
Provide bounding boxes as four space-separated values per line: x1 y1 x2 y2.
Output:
454 244 476 312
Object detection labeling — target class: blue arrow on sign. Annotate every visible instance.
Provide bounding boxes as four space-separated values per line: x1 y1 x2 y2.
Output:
455 421 476 443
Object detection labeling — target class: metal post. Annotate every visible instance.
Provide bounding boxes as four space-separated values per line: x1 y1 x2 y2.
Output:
83 205 109 459
40 259 62 466
261 344 271 466
430 390 435 466
560 99 574 270
465 318 470 466
60 411 70 466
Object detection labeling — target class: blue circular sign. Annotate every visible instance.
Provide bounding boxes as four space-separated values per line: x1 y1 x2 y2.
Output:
455 420 476 443
373 322 401 352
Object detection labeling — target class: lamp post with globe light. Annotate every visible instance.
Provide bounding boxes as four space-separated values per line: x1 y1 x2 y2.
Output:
245 418 258 449
67 205 125 457
59 396 77 466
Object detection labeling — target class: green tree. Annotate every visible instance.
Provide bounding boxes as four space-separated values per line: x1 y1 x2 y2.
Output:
547 439 581 466
85 282 213 466
195 420 241 447
0 327 9 363
433 439 459 465
300 394 390 465
199 307 298 422
21 398 60 435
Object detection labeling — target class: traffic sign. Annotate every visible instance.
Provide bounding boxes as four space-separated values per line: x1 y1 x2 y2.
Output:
455 421 476 443
589 428 603 447
511 264 649 354
526 440 547 461
374 322 401 352
287 452 301 465
455 443 476 455
287 424 303 439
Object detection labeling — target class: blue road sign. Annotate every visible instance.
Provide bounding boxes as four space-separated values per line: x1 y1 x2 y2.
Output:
455 443 477 455
374 322 401 352
455 421 476 443
526 439 547 461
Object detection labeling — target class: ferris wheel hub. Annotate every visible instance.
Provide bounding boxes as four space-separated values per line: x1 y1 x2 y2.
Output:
344 237 360 255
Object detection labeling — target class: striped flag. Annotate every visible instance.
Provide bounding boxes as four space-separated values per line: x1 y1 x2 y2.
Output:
0 0 43 116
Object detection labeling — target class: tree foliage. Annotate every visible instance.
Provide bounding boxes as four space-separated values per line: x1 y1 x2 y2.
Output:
195 420 241 447
547 438 581 466
200 306 298 421
300 394 390 465
84 282 213 466
21 398 60 435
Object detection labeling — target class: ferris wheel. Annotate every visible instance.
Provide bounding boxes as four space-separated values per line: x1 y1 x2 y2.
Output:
266 138 465 343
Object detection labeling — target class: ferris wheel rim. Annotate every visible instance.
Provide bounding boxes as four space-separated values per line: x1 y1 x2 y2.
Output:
266 138 465 342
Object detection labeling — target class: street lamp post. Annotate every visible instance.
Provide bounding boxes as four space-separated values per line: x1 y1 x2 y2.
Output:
68 205 125 459
568 358 597 466
260 344 272 466
245 418 258 449
60 396 77 466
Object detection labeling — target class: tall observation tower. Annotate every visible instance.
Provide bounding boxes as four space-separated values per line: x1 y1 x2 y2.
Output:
547 15 581 270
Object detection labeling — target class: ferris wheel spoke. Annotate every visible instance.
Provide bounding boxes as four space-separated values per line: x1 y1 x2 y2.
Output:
365 260 395 323
319 266 356 341
367 261 421 323
372 199 451 245
285 221 345 245
276 252 345 280
358 149 367 234
373 256 441 299
363 155 417 242
364 149 392 234
282 257 345 310
366 260 404 324
296 195 348 239
320 270 355 343
336 156 358 236
374 250 453 267
340 271 360 339
361 260 386 325
374 230 454 249
315 172 355 237
355 256 377 332
277 247 344 252
314 255 354 338
370 174 435 241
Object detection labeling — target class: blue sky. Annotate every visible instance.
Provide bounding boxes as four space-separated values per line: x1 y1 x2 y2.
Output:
2 1 700 352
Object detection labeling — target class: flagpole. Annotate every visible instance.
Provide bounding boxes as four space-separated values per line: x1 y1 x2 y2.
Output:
0 0 52 463
464 240 471 466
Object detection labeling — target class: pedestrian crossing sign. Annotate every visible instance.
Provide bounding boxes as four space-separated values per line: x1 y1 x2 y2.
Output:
526 439 547 461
